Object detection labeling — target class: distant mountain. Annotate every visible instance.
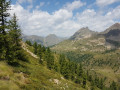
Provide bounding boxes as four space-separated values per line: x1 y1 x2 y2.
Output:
22 35 44 45
22 34 66 47
52 23 120 53
102 23 120 46
102 23 120 34
44 34 65 47
70 27 97 40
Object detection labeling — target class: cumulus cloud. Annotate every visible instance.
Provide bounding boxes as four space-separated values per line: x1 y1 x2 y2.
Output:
96 0 120 7
9 4 75 37
64 0 86 11
76 6 120 32
9 0 120 37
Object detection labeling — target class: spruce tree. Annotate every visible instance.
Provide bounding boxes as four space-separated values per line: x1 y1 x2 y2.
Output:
33 42 38 54
0 0 10 59
37 44 43 64
9 13 21 46
8 13 26 65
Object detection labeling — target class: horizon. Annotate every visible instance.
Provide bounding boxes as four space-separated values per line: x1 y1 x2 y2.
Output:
22 22 120 37
10 0 120 37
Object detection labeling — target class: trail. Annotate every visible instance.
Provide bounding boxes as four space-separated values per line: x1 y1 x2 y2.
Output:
21 41 38 59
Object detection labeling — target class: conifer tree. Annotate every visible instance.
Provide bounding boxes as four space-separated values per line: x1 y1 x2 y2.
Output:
37 44 43 64
46 47 54 69
8 13 25 64
9 13 21 46
110 81 117 90
77 64 83 77
26 40 32 46
33 42 38 54
0 0 10 59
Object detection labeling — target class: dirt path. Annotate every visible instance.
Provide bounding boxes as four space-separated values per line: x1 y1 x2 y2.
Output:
21 41 38 59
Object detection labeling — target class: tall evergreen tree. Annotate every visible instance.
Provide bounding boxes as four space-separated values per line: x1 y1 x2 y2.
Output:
37 44 43 64
110 81 117 90
46 48 54 69
33 42 38 54
9 13 21 46
8 13 26 65
0 0 11 59
77 64 83 77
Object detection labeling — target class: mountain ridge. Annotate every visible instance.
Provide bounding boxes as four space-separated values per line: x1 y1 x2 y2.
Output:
69 27 97 40
22 34 66 47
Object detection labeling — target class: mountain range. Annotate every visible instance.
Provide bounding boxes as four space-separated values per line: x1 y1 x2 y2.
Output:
52 23 120 52
22 34 66 47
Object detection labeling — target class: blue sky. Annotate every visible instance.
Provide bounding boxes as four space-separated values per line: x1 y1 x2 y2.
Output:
10 0 120 37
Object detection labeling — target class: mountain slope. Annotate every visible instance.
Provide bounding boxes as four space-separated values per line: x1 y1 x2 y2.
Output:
70 27 97 40
22 34 65 47
102 23 120 34
102 23 120 47
0 42 86 90
44 34 65 47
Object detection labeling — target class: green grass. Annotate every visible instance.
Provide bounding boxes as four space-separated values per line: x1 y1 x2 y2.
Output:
0 45 87 90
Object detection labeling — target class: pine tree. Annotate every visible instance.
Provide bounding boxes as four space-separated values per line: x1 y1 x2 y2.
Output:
46 48 54 69
0 0 11 59
8 13 26 65
37 44 43 64
26 40 32 46
33 42 38 54
83 76 86 88
77 64 83 77
8 13 21 46
110 81 117 90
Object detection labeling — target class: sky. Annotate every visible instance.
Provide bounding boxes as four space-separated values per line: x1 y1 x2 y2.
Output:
9 0 120 37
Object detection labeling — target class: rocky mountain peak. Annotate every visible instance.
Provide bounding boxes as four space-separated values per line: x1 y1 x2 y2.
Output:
70 27 96 40
103 23 120 34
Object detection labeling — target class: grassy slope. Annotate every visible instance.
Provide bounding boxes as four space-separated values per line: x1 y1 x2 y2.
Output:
0 45 86 90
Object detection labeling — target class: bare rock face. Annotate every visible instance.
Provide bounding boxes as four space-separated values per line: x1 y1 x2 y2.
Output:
69 27 97 40
102 23 120 34
103 23 120 47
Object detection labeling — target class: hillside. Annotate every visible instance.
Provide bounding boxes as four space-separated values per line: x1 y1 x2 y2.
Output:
0 42 86 90
102 23 120 47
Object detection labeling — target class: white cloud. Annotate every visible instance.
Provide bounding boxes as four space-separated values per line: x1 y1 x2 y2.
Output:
9 1 120 37
64 0 86 11
105 6 120 20
9 4 74 37
96 0 120 7
76 7 120 32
